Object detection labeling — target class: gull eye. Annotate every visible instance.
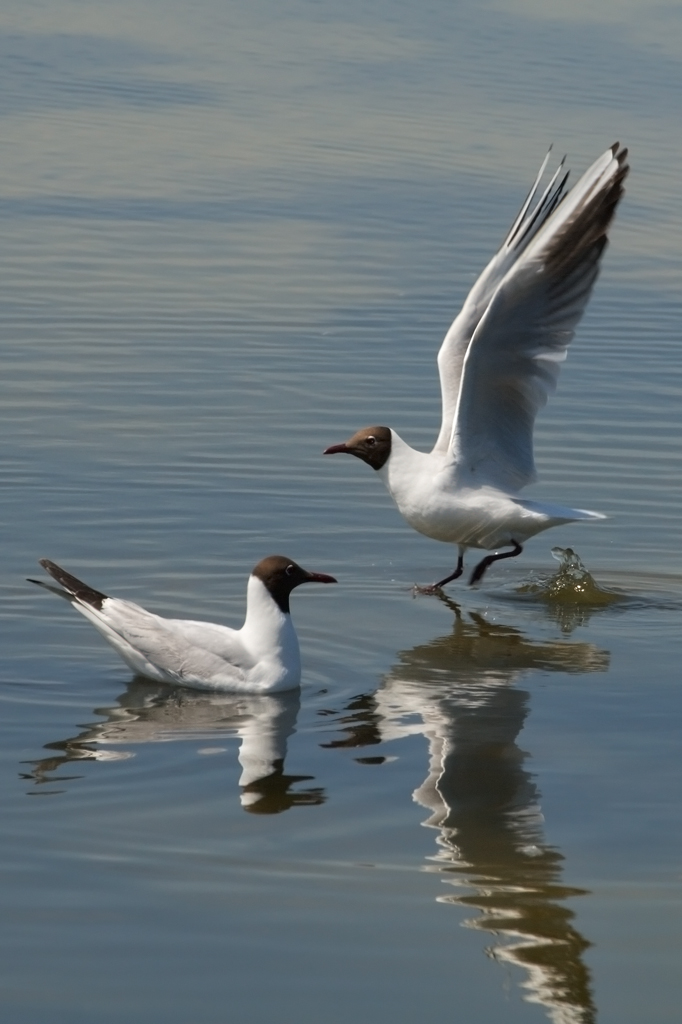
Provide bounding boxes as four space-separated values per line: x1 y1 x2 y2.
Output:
285 564 295 577
366 435 377 447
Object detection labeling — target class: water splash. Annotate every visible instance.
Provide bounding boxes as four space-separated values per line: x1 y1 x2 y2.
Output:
518 547 622 607
510 548 625 633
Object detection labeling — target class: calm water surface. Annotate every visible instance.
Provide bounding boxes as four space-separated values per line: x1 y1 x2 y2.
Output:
1 1 682 1021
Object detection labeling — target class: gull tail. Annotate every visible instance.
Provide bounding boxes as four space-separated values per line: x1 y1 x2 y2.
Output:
514 498 606 523
28 559 108 610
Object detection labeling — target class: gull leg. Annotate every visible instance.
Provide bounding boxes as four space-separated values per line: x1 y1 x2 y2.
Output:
469 541 523 585
414 549 465 594
433 551 465 589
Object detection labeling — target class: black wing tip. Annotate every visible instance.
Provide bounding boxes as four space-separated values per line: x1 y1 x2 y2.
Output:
610 142 630 179
546 143 629 277
37 558 108 610
506 151 571 250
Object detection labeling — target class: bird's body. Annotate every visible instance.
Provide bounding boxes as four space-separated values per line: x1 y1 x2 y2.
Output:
325 144 628 586
376 431 600 551
30 556 336 692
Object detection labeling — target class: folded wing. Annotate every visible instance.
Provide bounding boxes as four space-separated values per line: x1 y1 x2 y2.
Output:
30 559 255 689
78 598 253 688
449 144 628 492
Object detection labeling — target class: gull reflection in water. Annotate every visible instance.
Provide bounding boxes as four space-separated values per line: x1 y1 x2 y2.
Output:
24 680 324 814
326 600 609 1024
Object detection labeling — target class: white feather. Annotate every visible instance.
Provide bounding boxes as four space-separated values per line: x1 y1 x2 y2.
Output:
328 145 628 583
33 571 310 693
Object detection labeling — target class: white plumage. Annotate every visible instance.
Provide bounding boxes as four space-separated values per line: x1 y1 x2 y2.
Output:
325 144 628 586
30 555 336 692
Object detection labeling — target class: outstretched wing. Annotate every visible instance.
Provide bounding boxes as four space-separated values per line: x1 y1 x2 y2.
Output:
449 143 628 492
432 149 570 454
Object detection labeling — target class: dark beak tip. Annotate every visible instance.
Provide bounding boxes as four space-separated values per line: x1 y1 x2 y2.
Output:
307 572 338 585
323 443 348 456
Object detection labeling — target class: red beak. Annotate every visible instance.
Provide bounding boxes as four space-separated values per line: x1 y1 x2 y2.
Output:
305 571 337 584
323 443 349 455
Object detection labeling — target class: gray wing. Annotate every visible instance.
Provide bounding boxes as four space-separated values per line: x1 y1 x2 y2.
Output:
80 599 253 688
449 144 628 492
432 149 570 454
164 618 254 665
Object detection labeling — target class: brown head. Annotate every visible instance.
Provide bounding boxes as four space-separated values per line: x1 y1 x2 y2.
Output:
252 555 337 614
323 425 392 471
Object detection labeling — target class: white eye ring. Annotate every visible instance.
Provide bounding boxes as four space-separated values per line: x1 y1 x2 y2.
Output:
366 435 377 446
285 564 295 576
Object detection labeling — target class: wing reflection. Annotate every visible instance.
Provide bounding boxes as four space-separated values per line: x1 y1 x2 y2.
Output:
23 679 324 814
327 603 609 1024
